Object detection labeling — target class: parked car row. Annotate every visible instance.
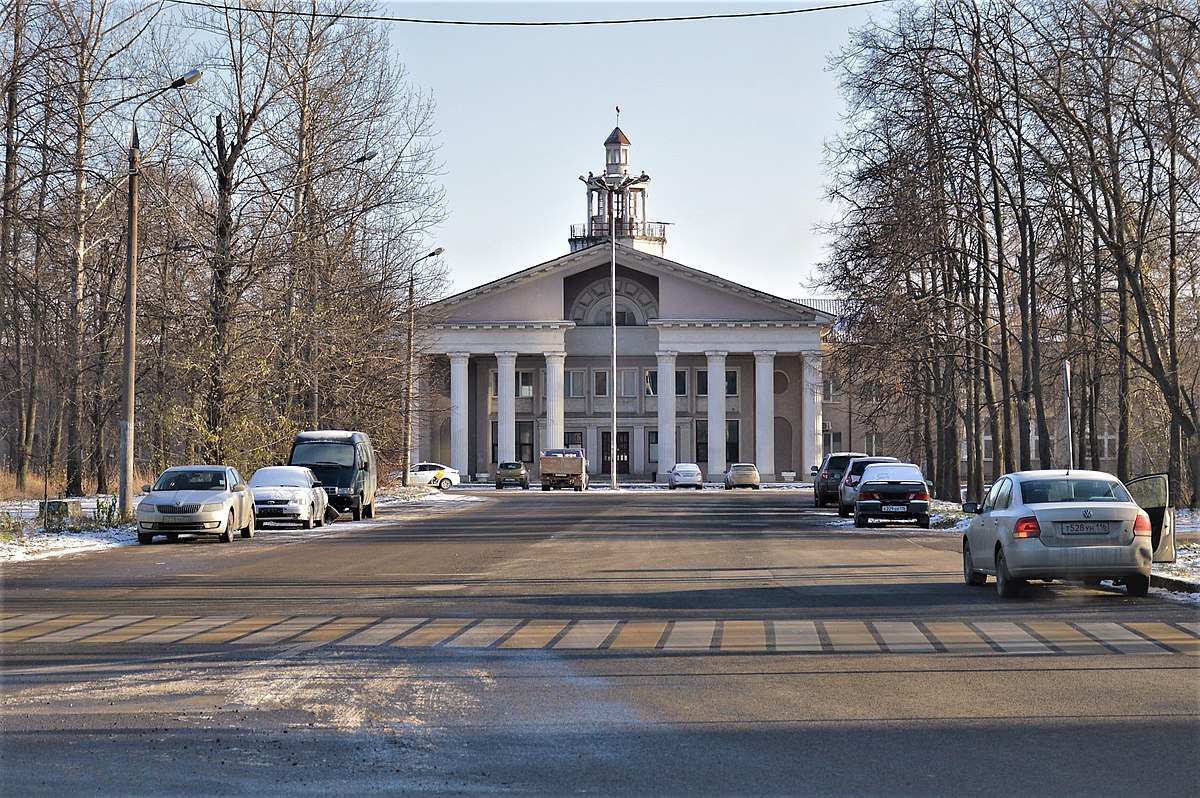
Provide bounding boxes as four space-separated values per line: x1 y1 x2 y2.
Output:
812 449 1177 599
137 429 392 545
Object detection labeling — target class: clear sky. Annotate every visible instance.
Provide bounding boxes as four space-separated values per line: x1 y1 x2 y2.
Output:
384 1 885 299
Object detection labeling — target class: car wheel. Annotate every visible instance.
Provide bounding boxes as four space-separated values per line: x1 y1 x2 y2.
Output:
995 547 1022 598
963 540 987 586
522 481 529 490
814 495 823 507
220 511 235 543
541 485 550 491
919 514 931 529
241 511 255 538
854 513 866 528
364 501 376 519
303 506 314 530
137 531 154 545
352 501 362 521
1124 574 1150 597
438 478 452 490
315 509 324 528
495 482 503 490
670 484 676 490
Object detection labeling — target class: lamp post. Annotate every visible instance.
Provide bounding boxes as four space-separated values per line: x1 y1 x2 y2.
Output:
579 171 649 490
119 68 202 519
402 246 444 487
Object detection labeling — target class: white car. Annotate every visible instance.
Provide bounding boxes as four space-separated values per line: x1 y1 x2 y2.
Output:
249 465 330 529
137 465 255 544
667 463 704 489
962 470 1175 598
410 462 461 490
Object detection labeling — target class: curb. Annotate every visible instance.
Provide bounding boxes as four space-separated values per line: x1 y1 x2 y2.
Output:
1151 574 1200 593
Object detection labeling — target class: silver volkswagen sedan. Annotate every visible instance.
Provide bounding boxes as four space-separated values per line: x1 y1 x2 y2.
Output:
961 470 1169 597
137 465 256 544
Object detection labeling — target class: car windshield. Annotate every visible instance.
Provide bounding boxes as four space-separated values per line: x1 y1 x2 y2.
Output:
250 468 308 488
1021 477 1131 504
499 462 522 470
732 465 756 472
291 442 354 467
154 470 226 491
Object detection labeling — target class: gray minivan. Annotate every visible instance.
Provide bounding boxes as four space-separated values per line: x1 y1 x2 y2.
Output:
288 430 378 521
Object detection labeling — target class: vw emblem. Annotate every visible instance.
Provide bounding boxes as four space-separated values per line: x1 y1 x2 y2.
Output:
1082 509 1093 518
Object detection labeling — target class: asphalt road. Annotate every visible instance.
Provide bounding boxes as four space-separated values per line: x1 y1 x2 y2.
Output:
2 490 1197 797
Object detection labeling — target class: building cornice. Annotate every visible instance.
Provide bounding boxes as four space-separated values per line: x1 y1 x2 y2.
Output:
433 320 578 331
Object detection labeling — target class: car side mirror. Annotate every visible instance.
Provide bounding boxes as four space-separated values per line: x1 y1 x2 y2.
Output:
962 502 981 514
232 483 246 493
809 466 819 476
312 481 323 488
141 483 152 493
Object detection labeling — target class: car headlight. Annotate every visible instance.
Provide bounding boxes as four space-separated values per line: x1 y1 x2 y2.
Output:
200 502 224 512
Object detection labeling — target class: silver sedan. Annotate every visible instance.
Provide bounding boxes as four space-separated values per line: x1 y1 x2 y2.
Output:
961 469 1170 597
250 465 330 529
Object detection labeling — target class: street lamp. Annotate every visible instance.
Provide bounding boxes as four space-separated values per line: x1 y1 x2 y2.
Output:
402 246 444 487
578 171 649 490
119 68 202 519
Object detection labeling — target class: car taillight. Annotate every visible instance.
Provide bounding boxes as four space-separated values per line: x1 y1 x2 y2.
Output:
859 491 880 501
1013 516 1041 538
821 469 830 479
1133 511 1152 537
909 491 930 501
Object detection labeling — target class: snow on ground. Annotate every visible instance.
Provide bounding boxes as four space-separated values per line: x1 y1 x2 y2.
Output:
2 487 1198 605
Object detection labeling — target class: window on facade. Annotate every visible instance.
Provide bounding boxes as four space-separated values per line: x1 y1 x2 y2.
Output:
516 371 534 398
593 370 609 397
697 371 708 397
619 369 638 398
517 421 534 463
648 430 658 464
675 370 688 396
489 371 498 398
645 371 658 397
823 431 843 458
695 420 708 462
822 380 839 403
725 370 738 397
565 431 584 449
599 306 635 326
726 420 740 463
566 370 586 398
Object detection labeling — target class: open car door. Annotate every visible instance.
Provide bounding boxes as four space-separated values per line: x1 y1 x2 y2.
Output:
1125 473 1176 563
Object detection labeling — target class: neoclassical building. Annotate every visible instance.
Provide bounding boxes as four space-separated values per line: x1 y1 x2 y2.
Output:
420 128 834 482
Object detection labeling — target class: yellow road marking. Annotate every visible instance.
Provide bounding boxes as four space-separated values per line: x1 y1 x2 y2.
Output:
294 617 380 644
609 620 669 649
336 618 427 646
1076 622 1171 655
1125 623 1200 655
0 613 63 632
555 620 620 649
184 617 287 644
1024 622 1111 655
823 621 880 653
0 615 104 642
88 616 196 643
721 620 768 651
446 619 523 648
499 619 569 649
921 623 994 655
392 618 474 647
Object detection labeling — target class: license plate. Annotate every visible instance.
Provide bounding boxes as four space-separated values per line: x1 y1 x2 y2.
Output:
882 505 906 513
1062 521 1108 535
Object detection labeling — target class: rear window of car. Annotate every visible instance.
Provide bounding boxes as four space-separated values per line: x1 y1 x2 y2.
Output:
861 465 924 483
849 458 896 476
732 465 756 472
1021 478 1130 504
826 456 855 470
499 462 522 470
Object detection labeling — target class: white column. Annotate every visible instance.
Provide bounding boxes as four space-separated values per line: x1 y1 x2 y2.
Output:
449 353 470 476
496 352 517 463
656 351 677 472
544 351 565 451
802 351 823 473
755 351 776 479
706 351 727 475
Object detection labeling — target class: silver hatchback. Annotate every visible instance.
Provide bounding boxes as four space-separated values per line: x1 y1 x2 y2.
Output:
962 470 1176 597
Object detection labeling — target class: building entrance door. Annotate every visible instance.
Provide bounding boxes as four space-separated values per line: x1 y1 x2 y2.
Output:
601 431 630 475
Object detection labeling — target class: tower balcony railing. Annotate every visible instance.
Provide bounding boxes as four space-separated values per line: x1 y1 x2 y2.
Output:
570 221 668 241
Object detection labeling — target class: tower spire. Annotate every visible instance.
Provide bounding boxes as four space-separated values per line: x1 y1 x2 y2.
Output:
615 105 620 127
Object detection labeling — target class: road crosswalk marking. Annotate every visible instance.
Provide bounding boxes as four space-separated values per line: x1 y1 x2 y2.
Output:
2 612 1196 655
